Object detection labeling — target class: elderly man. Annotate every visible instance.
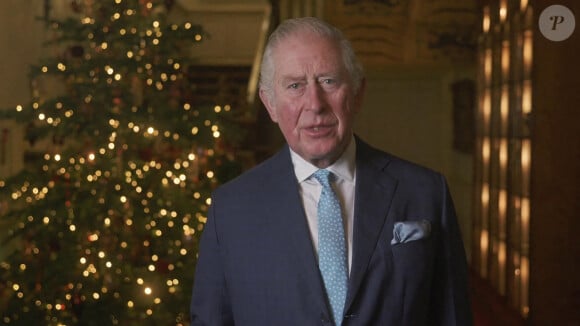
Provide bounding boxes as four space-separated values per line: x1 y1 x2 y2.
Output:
190 17 472 326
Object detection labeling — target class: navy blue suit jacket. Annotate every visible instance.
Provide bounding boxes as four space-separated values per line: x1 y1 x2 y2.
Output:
190 138 472 325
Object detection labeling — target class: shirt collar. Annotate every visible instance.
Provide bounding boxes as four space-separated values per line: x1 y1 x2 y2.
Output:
290 136 356 183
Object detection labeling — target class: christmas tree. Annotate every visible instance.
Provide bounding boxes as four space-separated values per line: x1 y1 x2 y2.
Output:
0 0 242 324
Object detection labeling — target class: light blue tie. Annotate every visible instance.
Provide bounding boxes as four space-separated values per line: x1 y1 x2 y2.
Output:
313 169 348 326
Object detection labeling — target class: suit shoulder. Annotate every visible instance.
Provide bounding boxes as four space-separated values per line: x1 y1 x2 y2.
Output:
388 154 442 179
213 147 292 198
358 139 442 178
358 139 447 191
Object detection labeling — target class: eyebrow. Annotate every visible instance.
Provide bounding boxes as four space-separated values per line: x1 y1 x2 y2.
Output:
279 72 340 83
278 75 306 86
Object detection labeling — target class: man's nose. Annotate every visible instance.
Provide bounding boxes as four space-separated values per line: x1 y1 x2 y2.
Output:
305 83 325 112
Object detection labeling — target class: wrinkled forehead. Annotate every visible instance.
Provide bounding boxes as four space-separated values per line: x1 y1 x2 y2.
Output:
271 31 345 70
273 28 340 52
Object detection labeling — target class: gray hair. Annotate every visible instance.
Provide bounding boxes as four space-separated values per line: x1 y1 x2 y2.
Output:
259 17 364 95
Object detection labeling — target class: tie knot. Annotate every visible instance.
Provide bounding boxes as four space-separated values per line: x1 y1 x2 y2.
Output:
313 169 333 188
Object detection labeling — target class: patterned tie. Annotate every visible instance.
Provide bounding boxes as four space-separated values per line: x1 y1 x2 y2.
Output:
313 169 348 326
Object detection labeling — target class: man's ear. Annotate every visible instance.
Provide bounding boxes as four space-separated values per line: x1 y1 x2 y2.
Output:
259 88 278 123
353 77 366 113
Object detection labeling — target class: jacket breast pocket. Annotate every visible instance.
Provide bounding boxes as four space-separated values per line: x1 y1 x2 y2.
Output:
389 238 434 282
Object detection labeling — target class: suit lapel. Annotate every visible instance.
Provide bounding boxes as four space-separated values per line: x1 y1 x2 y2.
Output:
267 147 331 315
345 139 398 310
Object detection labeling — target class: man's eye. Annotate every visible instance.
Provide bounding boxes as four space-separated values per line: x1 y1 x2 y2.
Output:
322 79 334 84
288 83 300 89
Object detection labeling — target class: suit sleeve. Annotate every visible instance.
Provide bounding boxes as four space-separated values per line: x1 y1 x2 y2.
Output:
430 176 473 325
190 201 234 325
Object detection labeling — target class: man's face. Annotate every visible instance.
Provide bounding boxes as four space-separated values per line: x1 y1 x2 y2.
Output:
260 31 365 168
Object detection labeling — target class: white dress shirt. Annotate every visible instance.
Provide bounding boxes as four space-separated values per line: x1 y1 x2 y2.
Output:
290 138 356 273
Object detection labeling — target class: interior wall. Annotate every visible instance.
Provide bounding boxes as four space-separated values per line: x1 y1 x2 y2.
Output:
355 66 475 259
0 0 48 260
0 1 47 178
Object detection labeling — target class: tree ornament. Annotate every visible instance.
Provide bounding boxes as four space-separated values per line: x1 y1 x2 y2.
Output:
70 0 82 13
139 0 153 16
72 293 84 318
155 259 170 273
69 45 84 58
164 0 176 11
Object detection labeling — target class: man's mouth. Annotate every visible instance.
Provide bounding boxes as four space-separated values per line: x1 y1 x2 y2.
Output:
306 124 333 136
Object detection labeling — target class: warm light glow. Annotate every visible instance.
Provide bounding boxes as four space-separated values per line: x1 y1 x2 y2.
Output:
520 256 530 316
522 80 532 114
521 139 531 175
498 189 507 235
482 6 490 32
498 240 506 293
499 0 508 22
481 183 489 208
501 41 510 78
520 0 528 11
521 197 530 245
501 86 509 133
499 139 508 171
480 229 489 276
483 89 491 125
523 30 533 73
482 138 491 164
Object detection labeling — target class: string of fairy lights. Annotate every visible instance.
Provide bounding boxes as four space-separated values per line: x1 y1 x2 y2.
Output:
1 0 231 324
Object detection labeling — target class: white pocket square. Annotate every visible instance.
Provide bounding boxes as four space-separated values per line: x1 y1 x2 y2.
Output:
391 219 431 245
